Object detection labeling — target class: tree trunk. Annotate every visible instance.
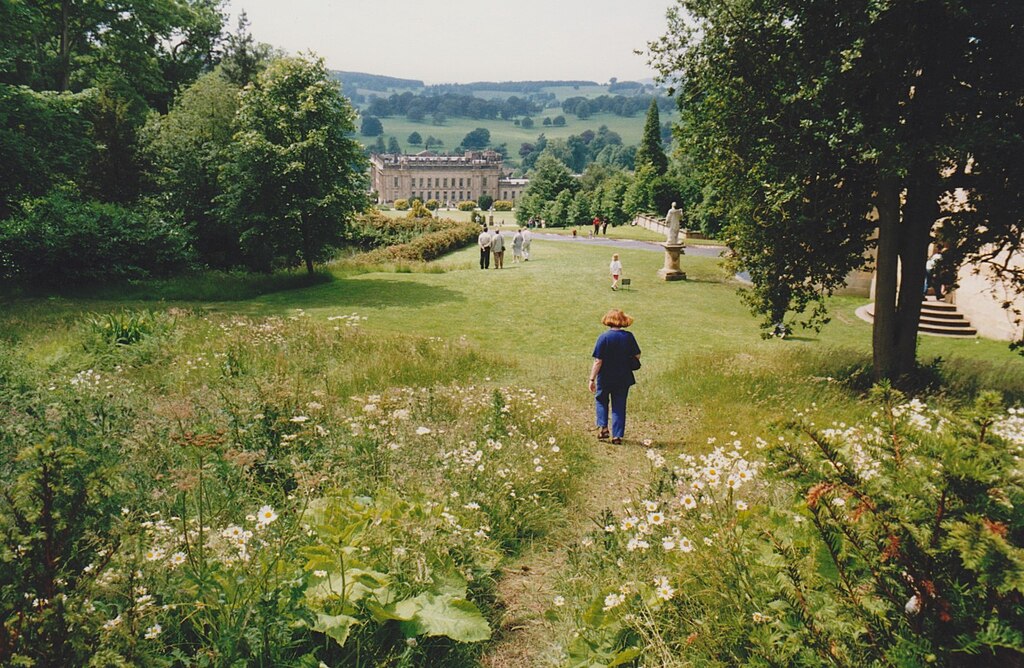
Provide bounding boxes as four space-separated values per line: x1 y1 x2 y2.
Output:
872 178 902 380
305 255 314 275
893 171 938 377
57 0 70 91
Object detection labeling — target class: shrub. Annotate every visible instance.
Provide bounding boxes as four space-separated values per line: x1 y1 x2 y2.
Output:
425 199 440 211
556 386 1024 667
493 200 513 211
477 194 494 211
457 201 477 211
408 199 433 219
357 219 478 264
0 191 193 286
393 198 409 210
345 210 450 250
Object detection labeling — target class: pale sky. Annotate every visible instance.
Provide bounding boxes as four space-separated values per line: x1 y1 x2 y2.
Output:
224 0 674 84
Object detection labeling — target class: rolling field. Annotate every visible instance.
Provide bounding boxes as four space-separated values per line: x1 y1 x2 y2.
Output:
362 110 678 165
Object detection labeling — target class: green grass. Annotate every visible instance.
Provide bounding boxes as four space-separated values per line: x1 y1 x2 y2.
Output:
6 236 1021 442
368 111 679 166
3 233 1023 665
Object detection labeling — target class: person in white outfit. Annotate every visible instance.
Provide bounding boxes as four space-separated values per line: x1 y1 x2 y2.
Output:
609 253 623 290
522 228 532 260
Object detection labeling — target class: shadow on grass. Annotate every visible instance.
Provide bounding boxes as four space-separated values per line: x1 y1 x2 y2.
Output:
233 277 466 313
799 348 1024 403
4 270 337 303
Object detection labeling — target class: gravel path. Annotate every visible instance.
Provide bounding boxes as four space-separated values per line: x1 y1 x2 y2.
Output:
530 232 727 258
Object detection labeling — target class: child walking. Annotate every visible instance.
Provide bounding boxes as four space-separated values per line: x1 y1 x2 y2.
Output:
609 253 623 290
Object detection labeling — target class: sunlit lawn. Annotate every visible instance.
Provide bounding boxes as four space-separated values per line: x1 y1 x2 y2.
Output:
6 236 1020 448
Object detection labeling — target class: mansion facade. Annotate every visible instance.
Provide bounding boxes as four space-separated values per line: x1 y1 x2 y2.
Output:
369 150 527 205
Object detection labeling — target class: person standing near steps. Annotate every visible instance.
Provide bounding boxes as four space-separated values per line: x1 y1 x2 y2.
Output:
588 309 641 445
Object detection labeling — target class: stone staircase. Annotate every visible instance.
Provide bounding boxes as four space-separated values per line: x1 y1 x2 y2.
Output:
861 299 978 338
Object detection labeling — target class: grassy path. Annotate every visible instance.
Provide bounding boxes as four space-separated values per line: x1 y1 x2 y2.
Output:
481 432 651 667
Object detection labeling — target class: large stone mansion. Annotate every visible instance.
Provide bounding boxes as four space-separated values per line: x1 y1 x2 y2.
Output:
369 150 527 205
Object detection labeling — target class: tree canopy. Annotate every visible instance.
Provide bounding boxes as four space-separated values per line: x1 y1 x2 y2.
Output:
653 0 1024 378
634 98 668 175
221 55 369 274
460 127 491 150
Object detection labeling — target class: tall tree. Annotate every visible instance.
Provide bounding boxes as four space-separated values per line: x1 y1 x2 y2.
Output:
525 151 578 203
360 115 383 136
8 0 223 109
460 127 490 150
220 10 274 88
634 98 667 175
221 55 368 274
142 69 241 267
0 86 93 217
653 0 1024 378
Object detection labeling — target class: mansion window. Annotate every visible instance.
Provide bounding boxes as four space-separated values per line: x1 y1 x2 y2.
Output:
393 177 398 186
459 178 464 187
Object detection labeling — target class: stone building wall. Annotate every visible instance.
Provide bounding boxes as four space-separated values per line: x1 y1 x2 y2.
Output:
370 150 523 205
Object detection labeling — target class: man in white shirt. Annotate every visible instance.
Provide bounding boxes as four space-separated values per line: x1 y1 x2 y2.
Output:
478 227 492 269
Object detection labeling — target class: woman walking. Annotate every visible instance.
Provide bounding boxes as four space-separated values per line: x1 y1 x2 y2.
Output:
588 309 641 444
609 253 623 290
512 228 524 263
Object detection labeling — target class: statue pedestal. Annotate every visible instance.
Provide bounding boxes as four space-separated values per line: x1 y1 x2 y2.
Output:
658 243 687 281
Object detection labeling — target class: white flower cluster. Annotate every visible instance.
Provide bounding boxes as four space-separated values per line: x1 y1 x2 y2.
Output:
69 368 108 391
673 445 761 496
326 313 367 329
993 407 1024 448
217 316 287 346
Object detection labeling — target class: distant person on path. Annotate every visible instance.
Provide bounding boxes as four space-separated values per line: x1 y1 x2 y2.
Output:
512 228 524 263
522 227 532 261
609 253 623 290
592 216 601 238
478 227 492 269
588 309 641 445
491 228 505 269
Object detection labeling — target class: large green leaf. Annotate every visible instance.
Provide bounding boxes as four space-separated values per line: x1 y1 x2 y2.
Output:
313 613 358 647
607 646 643 666
397 593 491 642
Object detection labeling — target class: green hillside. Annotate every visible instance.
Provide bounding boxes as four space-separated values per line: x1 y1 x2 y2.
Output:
362 110 677 167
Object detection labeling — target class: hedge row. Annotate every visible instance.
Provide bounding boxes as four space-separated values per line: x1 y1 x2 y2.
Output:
345 210 461 250
356 218 478 264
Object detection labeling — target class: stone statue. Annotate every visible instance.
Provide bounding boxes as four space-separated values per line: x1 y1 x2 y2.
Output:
665 201 682 245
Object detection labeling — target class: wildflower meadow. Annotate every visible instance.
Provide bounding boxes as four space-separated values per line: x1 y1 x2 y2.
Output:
2 242 1023 667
